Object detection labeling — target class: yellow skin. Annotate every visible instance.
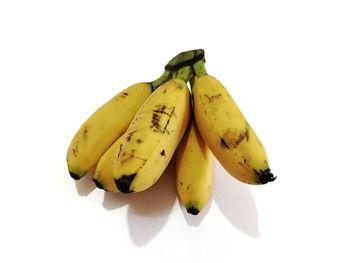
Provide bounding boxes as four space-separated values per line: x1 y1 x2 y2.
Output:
113 79 190 193
67 82 153 179
66 50 203 180
176 118 214 215
92 133 127 192
192 74 275 184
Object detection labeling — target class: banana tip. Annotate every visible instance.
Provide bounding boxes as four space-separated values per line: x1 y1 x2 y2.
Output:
186 206 200 215
256 168 276 184
114 174 136 193
92 178 105 190
69 171 81 180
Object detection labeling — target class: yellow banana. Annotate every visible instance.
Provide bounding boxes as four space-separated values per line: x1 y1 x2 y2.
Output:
67 50 204 180
191 60 275 185
176 117 214 215
113 67 192 193
92 133 126 192
66 71 171 180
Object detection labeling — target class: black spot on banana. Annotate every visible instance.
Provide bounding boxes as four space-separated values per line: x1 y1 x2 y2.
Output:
114 174 136 193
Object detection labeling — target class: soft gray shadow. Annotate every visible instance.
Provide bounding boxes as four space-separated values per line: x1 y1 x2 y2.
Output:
214 161 260 238
180 196 213 227
127 157 177 246
102 191 129 210
74 171 96 196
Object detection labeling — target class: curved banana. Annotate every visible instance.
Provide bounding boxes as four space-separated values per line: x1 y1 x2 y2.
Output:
67 71 171 180
67 50 204 180
191 60 275 185
92 133 126 192
113 67 192 193
176 118 214 215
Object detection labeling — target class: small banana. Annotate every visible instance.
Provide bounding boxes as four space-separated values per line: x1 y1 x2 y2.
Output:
92 133 126 192
113 67 192 193
67 50 204 180
66 71 171 180
176 117 214 215
191 60 275 185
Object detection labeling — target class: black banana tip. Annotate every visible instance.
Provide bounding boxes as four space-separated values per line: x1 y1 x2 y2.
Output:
69 171 81 180
256 168 276 184
92 178 105 190
186 206 200 215
114 174 136 193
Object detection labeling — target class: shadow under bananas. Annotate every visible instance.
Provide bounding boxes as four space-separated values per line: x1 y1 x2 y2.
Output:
102 157 177 246
74 171 96 196
213 161 260 238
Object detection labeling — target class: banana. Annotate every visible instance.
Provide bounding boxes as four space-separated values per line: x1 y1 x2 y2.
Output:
191 60 275 185
92 133 126 192
176 117 214 215
66 71 171 180
67 50 204 180
112 67 192 193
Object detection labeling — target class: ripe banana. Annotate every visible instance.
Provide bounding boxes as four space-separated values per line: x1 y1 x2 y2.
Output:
113 67 192 193
191 60 275 185
92 133 126 192
176 117 214 215
66 71 171 180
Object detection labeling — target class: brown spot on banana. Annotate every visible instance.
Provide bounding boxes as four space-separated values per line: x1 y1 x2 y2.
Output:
151 105 175 133
83 126 88 139
126 130 139 142
160 149 165 156
71 139 80 157
221 127 249 149
72 148 77 157
117 143 123 159
120 149 136 164
204 94 222 103
220 137 230 149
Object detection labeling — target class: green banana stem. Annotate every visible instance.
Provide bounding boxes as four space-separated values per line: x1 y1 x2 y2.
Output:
149 70 172 91
149 50 205 91
192 59 207 78
165 49 205 71
173 66 193 82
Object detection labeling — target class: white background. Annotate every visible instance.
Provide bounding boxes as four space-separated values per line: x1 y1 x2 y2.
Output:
1 0 350 262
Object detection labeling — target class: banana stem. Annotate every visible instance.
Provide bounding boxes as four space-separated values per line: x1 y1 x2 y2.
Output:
192 59 207 77
150 50 205 91
173 66 193 82
149 70 172 91
165 49 205 71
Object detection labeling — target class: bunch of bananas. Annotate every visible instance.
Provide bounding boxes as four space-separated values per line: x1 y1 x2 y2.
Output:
67 49 275 215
